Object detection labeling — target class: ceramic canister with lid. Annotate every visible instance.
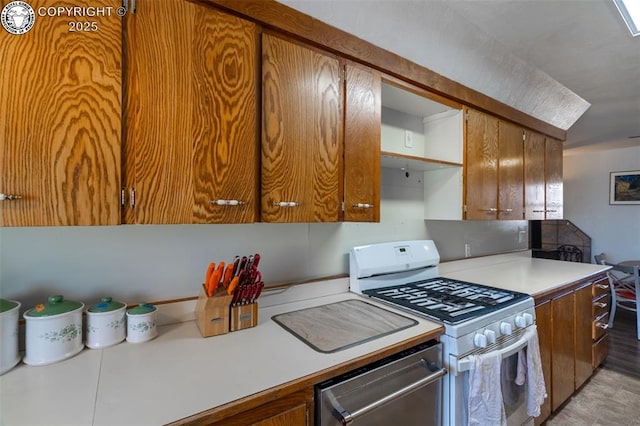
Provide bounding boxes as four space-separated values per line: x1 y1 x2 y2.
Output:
0 299 21 374
126 303 157 343
23 295 84 366
86 297 126 349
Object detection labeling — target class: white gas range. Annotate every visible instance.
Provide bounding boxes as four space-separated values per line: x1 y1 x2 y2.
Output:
350 240 538 426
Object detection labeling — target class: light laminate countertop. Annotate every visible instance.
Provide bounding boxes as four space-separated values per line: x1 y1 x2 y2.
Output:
0 251 610 425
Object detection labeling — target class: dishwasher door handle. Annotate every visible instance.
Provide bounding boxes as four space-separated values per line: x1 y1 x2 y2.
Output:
333 366 447 425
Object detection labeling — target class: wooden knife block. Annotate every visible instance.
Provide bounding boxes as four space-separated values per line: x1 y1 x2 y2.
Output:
230 303 258 332
195 285 233 338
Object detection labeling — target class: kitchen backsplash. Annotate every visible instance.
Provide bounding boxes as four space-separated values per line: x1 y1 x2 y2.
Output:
0 168 528 310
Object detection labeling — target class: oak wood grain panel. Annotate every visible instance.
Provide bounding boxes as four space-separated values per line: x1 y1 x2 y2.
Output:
261 33 341 222
498 120 524 220
1 0 121 226
551 291 575 411
192 0 566 141
125 0 195 223
592 334 608 368
524 130 545 220
534 301 552 426
574 285 593 390
344 62 380 222
191 8 259 223
464 108 498 220
208 388 312 426
545 137 563 219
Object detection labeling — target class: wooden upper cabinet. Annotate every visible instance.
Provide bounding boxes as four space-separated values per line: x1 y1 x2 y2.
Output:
524 130 546 220
523 132 563 220
545 137 563 219
497 120 524 220
124 0 259 224
0 0 121 226
261 33 342 222
464 108 499 220
344 62 381 222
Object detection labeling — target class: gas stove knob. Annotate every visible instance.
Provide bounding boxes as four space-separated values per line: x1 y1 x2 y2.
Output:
515 315 526 328
500 321 513 336
484 329 497 344
523 313 534 326
473 333 488 348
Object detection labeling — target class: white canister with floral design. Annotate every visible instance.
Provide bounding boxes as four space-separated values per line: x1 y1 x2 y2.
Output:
126 303 157 343
23 295 84 366
1 299 21 374
86 297 126 349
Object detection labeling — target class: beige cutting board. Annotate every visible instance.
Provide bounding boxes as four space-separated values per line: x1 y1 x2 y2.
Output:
272 299 417 353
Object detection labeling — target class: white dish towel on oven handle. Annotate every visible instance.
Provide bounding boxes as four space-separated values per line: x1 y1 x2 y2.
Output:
468 350 506 426
515 325 547 417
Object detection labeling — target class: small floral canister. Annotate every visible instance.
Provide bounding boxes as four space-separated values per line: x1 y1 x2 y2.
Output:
126 303 157 343
23 295 84 366
1 299 21 374
86 297 126 349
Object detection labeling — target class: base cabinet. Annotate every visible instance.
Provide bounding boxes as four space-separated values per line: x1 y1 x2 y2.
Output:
534 274 609 423
195 388 313 426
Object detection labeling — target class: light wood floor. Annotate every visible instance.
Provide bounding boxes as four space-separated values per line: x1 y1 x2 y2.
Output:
546 309 640 425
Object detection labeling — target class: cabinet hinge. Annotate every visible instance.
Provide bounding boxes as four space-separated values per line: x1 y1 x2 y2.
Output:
522 131 526 141
130 188 136 208
341 201 345 212
122 0 136 14
121 188 126 207
464 204 468 213
465 113 469 122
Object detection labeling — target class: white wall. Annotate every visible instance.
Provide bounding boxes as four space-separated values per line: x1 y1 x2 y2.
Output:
564 145 640 263
0 168 527 310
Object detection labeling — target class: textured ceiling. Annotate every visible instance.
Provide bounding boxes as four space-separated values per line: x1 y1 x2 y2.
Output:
279 0 640 151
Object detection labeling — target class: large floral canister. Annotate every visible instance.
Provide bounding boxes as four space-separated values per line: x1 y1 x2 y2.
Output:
126 303 157 343
86 297 126 349
23 295 84 366
0 299 21 374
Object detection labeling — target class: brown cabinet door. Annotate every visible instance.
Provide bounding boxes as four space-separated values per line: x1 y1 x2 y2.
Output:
524 131 546 220
497 120 524 220
534 301 552 425
551 291 575 411
125 0 259 224
262 33 341 222
574 285 593 390
1 0 121 226
464 108 499 220
344 62 380 222
545 137 563 219
212 389 312 426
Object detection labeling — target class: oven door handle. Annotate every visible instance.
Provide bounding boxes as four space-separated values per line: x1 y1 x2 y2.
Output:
331 366 447 425
457 327 535 373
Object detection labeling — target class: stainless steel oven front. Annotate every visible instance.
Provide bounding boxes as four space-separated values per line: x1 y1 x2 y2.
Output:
315 341 445 426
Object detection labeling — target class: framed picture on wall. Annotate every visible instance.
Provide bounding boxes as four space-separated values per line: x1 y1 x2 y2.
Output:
610 170 640 204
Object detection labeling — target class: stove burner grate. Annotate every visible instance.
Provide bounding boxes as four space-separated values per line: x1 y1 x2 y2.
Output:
363 277 530 324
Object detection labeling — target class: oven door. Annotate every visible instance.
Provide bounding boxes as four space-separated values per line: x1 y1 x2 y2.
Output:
448 328 536 426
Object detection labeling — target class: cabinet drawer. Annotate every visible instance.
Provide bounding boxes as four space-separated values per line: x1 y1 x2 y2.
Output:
592 314 609 341
592 279 610 299
592 334 609 368
592 295 610 319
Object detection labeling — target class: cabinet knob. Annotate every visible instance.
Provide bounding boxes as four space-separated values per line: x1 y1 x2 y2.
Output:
499 208 514 213
0 193 22 201
210 199 246 206
352 203 374 209
273 201 300 207
595 284 609 290
483 208 498 212
596 323 609 330
594 302 607 308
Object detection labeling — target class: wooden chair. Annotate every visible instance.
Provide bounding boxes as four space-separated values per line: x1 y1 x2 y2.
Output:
603 261 639 340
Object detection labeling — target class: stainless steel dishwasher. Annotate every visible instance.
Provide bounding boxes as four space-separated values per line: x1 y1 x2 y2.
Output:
315 341 445 426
